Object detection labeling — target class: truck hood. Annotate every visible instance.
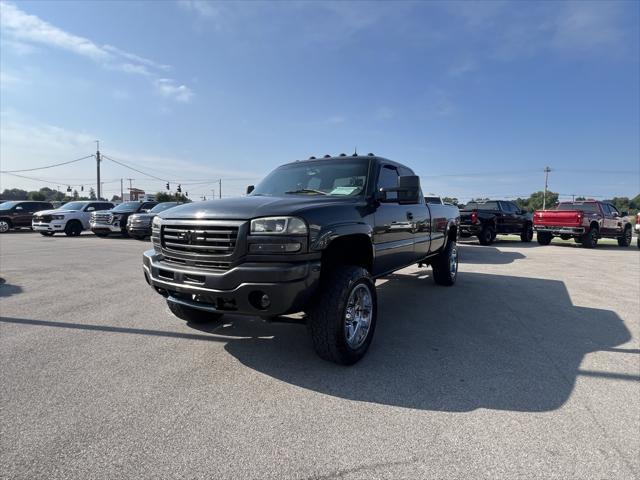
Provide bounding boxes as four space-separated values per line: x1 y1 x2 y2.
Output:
33 208 77 216
159 195 359 220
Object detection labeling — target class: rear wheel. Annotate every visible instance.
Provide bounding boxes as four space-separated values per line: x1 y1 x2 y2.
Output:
478 226 495 246
307 265 377 365
167 300 223 323
537 232 553 245
40 232 55 237
581 228 598 248
64 220 83 237
0 220 11 233
432 239 459 286
521 223 533 242
617 226 632 247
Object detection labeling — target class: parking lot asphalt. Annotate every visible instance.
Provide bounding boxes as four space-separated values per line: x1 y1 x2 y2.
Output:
1 231 639 480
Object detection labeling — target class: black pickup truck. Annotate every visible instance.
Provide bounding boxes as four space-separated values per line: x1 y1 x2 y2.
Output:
459 200 533 245
143 154 460 364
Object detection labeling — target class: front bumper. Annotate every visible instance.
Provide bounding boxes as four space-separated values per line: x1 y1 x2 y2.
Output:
534 225 585 235
142 249 321 316
32 220 66 232
127 224 151 236
90 221 123 233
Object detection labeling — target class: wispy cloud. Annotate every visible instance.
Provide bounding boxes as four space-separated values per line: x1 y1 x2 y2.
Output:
0 1 191 101
176 0 220 19
154 79 194 103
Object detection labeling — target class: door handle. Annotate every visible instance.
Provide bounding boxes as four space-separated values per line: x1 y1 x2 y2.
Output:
406 212 414 220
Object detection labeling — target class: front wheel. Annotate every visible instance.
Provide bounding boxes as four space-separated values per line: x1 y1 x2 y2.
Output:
617 227 632 247
432 239 459 286
536 232 553 245
64 221 83 237
521 223 534 242
167 300 223 323
307 265 377 365
0 220 11 233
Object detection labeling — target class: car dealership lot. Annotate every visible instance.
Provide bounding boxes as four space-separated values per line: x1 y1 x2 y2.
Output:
1 233 638 479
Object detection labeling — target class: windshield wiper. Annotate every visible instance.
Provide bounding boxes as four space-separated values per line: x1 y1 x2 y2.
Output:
284 189 328 195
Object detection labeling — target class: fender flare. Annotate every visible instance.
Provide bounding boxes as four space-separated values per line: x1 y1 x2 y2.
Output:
310 222 373 251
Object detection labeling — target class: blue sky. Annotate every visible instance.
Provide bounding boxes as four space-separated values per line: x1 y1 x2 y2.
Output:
1 0 638 201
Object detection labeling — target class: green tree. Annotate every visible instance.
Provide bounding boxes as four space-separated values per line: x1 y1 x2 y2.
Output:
27 191 46 201
1 188 29 200
155 192 191 203
526 191 559 211
110 195 121 202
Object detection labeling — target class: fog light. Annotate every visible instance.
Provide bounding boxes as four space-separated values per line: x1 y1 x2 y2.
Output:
260 294 271 309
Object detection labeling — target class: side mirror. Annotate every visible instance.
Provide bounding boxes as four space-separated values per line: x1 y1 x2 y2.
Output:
246 185 255 195
86 207 95 212
15 206 23 211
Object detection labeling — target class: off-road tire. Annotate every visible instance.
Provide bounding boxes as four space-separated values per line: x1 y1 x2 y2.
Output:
478 226 495 246
432 239 459 286
581 228 598 248
536 232 553 245
64 220 83 237
617 226 632 247
521 223 534 242
167 300 223 323
306 265 377 365
40 232 55 236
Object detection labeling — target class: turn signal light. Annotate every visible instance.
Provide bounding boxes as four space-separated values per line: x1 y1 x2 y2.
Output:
471 211 478 224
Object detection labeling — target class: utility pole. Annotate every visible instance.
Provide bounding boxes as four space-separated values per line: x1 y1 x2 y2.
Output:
95 140 101 200
219 179 222 199
120 178 124 201
543 166 551 210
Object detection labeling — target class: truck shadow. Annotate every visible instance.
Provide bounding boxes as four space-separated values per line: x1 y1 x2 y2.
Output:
201 271 632 412
458 245 525 265
0 278 23 298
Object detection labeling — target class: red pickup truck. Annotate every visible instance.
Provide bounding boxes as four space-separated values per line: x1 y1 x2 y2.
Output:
533 200 632 248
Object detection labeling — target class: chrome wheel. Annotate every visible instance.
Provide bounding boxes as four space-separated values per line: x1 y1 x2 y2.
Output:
344 283 373 349
0 221 9 233
449 243 458 280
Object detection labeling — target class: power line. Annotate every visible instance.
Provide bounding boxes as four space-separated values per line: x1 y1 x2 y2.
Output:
101 154 169 182
0 155 95 173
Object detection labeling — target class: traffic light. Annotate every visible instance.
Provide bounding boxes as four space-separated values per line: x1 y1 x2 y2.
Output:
66 185 72 192
81 185 84 192
166 182 170 190
177 184 182 193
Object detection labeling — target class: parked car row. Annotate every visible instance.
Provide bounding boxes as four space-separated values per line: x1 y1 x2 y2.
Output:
458 198 635 249
0 199 184 239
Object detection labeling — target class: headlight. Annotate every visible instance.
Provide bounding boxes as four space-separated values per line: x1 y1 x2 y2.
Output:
152 216 162 229
51 215 65 220
250 216 307 235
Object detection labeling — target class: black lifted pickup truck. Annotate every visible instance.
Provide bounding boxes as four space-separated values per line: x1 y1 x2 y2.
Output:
459 200 533 245
143 154 460 364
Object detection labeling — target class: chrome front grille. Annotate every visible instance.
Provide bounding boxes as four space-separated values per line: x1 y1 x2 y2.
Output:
33 215 52 223
161 220 242 259
92 212 113 223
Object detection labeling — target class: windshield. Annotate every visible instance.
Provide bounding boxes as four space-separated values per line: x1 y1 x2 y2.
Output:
556 203 599 213
59 202 87 211
112 201 141 212
0 201 22 209
251 159 370 197
150 202 178 213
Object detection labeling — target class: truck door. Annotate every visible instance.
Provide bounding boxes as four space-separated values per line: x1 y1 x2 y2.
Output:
602 203 620 235
500 201 519 233
373 165 415 275
399 166 431 259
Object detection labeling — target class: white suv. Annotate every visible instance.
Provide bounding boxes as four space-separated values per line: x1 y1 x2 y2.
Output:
32 201 114 236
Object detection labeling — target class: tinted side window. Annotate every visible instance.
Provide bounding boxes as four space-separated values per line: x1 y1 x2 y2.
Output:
377 166 399 201
600 203 611 215
608 204 619 216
